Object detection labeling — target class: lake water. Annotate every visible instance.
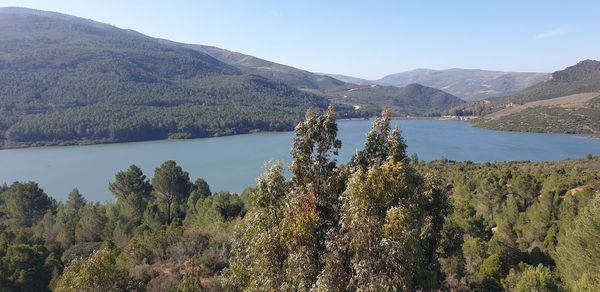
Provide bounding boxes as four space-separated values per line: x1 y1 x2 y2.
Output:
1 120 599 202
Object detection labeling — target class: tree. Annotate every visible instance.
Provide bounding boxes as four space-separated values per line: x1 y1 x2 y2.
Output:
223 162 289 290
186 177 212 213
282 105 344 290
351 108 406 169
54 248 137 291
0 244 52 291
502 264 562 292
67 188 86 211
151 160 191 224
75 204 107 243
555 195 600 290
109 165 152 221
226 109 449 291
1 182 55 227
330 149 448 290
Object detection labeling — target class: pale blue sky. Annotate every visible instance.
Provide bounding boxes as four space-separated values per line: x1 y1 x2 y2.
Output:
1 0 599 79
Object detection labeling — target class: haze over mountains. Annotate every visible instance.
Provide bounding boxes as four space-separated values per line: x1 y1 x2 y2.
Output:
328 69 550 101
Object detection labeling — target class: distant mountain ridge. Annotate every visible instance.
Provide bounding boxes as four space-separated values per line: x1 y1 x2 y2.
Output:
325 69 549 101
159 37 466 116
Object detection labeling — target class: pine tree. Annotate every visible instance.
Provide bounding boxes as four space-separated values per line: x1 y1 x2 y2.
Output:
151 161 191 224
109 165 152 221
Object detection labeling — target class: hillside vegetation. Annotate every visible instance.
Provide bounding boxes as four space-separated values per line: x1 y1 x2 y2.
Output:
477 92 600 135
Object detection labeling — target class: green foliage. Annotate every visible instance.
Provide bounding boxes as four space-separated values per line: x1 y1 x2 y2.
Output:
0 244 52 292
151 160 192 224
54 248 138 291
225 110 449 291
0 182 55 227
75 204 107 242
109 165 152 222
184 191 245 229
555 195 600 290
502 264 562 292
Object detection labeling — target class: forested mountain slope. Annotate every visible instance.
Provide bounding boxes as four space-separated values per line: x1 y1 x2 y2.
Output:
0 8 328 148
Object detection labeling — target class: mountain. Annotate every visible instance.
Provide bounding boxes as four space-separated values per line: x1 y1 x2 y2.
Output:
328 83 465 116
475 60 600 135
320 73 372 85
376 68 549 101
0 7 329 148
177 44 350 93
0 7 466 148
178 45 465 115
502 60 600 104
325 69 549 101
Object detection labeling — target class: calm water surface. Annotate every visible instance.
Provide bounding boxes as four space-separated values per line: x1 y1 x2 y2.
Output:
1 120 599 202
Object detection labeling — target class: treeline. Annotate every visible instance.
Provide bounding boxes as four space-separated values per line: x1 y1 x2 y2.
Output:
1 109 599 291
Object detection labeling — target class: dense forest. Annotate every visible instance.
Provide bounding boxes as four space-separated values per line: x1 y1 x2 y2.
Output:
1 108 598 291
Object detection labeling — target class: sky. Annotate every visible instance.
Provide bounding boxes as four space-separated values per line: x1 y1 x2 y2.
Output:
1 0 599 79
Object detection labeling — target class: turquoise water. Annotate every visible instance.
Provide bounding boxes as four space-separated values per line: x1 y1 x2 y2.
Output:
1 120 599 202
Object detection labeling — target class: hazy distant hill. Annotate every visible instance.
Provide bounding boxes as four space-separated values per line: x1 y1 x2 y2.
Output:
325 69 549 101
0 7 329 147
476 60 600 135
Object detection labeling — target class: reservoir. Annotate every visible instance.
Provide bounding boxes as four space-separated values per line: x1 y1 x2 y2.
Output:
1 119 599 202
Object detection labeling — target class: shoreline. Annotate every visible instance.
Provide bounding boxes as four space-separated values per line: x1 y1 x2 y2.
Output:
2 116 597 151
